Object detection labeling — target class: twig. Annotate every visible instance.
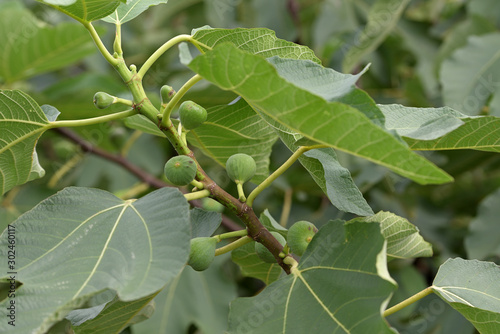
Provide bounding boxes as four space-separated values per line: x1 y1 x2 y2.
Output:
52 127 241 231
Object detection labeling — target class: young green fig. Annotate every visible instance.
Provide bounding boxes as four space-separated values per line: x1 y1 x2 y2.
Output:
255 231 286 263
179 100 207 130
93 92 116 109
287 220 318 256
188 237 217 271
160 85 175 104
225 153 256 185
164 156 197 186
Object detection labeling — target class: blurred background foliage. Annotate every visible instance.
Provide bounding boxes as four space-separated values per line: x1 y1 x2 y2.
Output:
1 0 500 333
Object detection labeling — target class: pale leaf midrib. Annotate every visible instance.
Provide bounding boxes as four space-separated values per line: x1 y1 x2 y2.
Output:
73 202 131 298
17 203 125 272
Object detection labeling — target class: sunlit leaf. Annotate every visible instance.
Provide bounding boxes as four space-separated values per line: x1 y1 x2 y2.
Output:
405 117 500 152
349 211 433 260
102 0 169 24
189 43 453 185
192 27 321 63
0 187 191 333
37 0 124 23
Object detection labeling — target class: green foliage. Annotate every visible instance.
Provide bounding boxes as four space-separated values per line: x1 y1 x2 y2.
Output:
1 1 500 333
432 258 500 333
0 4 98 83
0 90 49 195
0 187 190 332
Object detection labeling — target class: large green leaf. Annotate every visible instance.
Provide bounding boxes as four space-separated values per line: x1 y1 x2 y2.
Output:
379 104 500 152
0 90 51 196
191 27 321 63
348 211 433 260
342 0 411 72
440 33 500 116
102 0 169 24
255 113 374 216
380 104 466 140
0 7 98 83
465 188 500 260
71 293 157 333
249 58 376 215
432 258 500 333
189 43 452 185
132 257 237 334
405 117 500 152
227 220 397 333
267 57 386 128
187 99 278 183
0 187 190 333
38 0 124 23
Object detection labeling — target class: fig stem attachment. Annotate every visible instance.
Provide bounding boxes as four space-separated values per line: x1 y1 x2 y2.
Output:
161 74 203 125
113 23 123 56
47 109 138 129
181 131 188 146
138 34 192 78
283 256 299 271
246 145 329 207
215 236 253 256
184 189 210 201
115 97 134 107
214 229 248 242
83 22 119 66
190 179 204 189
236 182 246 202
383 287 434 317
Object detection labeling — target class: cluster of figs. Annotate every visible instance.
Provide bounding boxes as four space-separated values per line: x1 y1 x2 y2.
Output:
162 99 320 271
188 221 318 272
94 89 321 271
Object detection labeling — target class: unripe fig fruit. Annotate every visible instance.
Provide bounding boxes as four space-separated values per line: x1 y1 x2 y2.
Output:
93 92 116 109
160 85 175 104
287 221 318 256
255 232 286 263
226 153 256 184
188 237 217 271
179 101 207 130
164 156 197 186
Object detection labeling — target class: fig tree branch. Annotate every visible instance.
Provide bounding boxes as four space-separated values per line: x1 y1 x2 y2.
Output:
52 127 243 232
